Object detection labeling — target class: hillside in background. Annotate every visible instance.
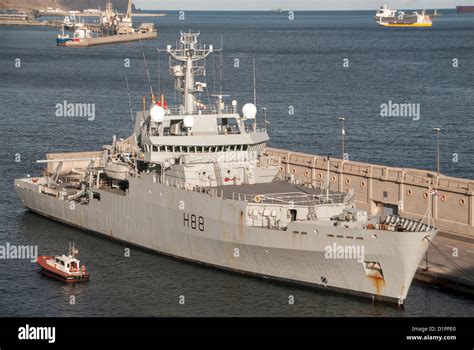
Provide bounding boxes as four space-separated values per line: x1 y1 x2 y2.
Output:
0 0 134 12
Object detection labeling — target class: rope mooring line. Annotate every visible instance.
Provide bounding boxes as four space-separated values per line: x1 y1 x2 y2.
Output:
425 237 474 283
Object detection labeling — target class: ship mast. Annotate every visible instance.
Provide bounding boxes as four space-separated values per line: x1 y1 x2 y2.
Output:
159 31 219 115
126 0 133 20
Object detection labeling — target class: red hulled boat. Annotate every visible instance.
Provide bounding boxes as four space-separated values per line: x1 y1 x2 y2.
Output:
37 244 90 283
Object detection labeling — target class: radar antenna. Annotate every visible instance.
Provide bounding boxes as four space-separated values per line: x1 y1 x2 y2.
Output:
158 31 222 115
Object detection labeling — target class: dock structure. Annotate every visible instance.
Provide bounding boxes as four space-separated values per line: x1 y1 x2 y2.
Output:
61 31 157 47
266 147 474 294
0 19 60 27
37 12 166 18
416 235 474 295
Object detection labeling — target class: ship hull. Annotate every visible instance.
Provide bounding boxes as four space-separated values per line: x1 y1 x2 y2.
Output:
379 22 432 27
456 6 474 13
15 175 435 305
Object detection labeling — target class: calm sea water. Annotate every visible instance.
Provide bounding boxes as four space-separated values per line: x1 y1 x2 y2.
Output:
0 11 473 316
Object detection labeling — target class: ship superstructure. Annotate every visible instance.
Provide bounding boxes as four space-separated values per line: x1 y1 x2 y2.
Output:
15 31 437 305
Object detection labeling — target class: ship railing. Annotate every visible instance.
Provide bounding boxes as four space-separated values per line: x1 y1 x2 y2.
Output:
223 192 347 205
164 178 347 205
383 215 437 232
243 192 347 205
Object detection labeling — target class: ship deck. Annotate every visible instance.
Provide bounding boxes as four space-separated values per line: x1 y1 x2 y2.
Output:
208 181 346 205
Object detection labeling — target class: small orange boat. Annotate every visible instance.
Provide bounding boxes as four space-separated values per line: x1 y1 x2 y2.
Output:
37 243 90 283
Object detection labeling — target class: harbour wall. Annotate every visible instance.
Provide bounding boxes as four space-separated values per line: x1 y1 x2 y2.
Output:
266 147 474 239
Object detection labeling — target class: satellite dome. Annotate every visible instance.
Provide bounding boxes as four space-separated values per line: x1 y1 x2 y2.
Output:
150 105 165 123
183 115 194 128
242 103 257 119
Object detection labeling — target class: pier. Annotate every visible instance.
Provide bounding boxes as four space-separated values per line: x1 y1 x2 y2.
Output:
61 31 157 47
37 12 166 18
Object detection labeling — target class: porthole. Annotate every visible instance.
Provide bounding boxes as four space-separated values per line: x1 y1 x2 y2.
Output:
360 181 366 188
345 178 350 185
406 189 412 196
459 198 465 206
291 168 296 174
304 171 309 177
331 175 337 182
423 192 428 199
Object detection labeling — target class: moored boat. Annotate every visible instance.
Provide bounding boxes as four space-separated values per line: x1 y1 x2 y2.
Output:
57 27 92 46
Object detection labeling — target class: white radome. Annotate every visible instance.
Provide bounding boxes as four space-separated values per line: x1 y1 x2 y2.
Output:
183 115 194 128
242 103 257 119
150 105 165 123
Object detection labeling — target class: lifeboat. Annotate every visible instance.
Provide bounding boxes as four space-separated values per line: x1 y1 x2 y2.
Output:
37 244 90 283
104 160 130 181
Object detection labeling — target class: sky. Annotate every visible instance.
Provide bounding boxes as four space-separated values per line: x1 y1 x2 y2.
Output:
134 0 461 11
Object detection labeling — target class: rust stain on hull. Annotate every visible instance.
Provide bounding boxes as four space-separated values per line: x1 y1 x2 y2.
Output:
369 276 386 295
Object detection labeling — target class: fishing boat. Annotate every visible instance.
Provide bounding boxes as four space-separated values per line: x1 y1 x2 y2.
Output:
37 244 90 283
57 26 92 46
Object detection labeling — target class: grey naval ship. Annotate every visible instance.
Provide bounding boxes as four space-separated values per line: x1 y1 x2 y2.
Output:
15 31 438 305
